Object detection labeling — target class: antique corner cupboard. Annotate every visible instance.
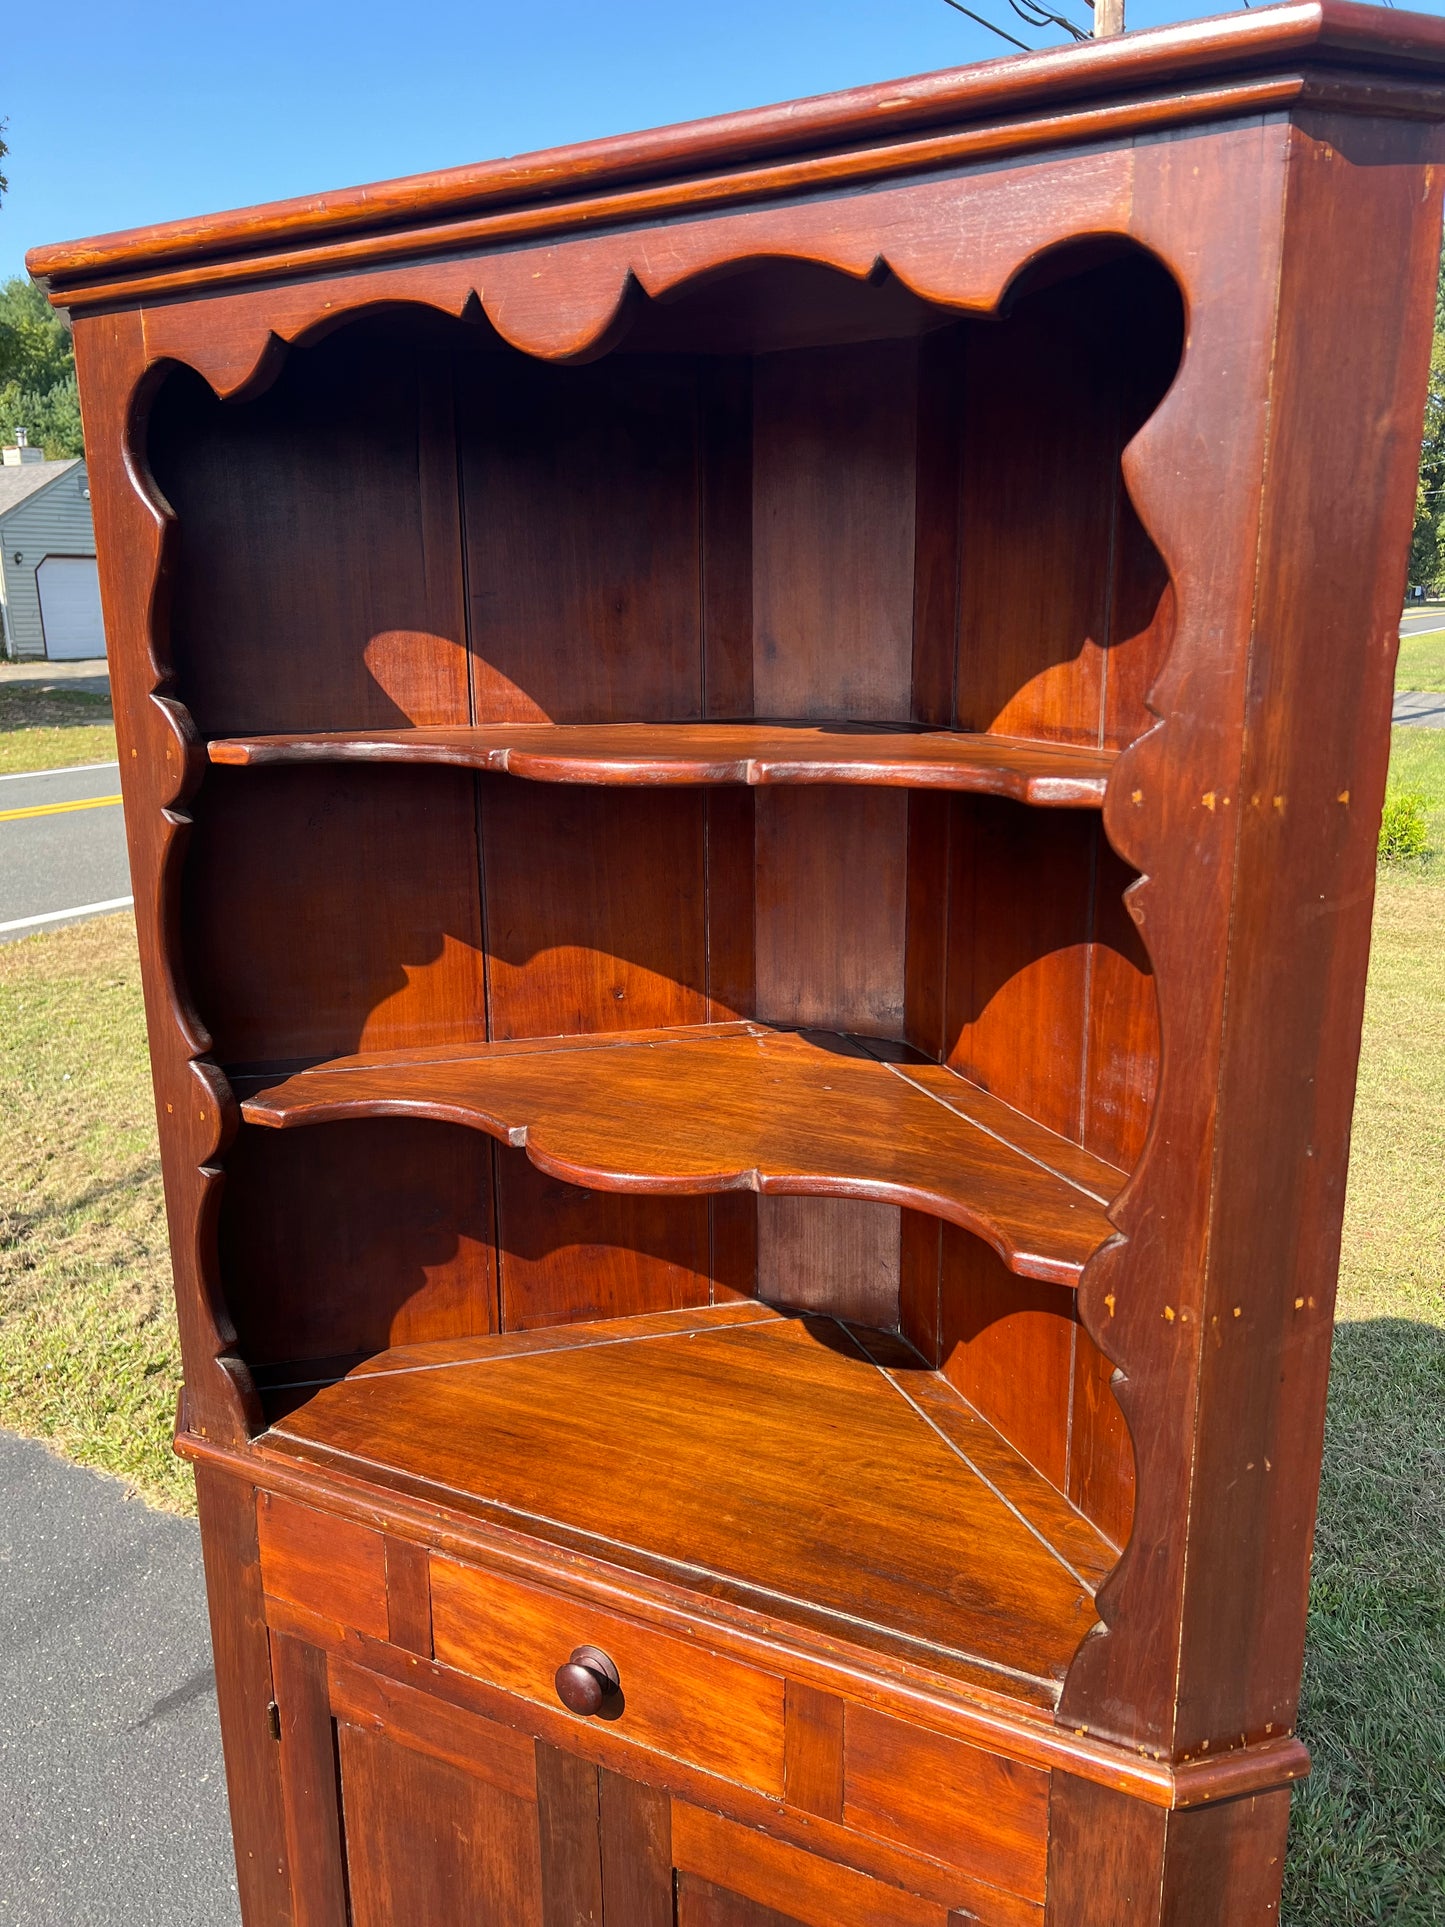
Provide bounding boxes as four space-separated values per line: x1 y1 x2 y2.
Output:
34 4 1445 1920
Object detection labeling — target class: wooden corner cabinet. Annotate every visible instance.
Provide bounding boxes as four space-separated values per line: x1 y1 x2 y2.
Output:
35 5 1445 1919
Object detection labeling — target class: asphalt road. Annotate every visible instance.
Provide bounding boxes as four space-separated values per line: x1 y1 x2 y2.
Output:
0 1432 239 1927
0 761 132 943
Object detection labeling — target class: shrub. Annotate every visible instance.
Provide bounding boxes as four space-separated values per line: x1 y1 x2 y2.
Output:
1379 789 1429 863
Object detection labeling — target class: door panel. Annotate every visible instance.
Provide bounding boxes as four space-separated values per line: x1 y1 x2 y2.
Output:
676 1873 811 1927
338 1721 544 1926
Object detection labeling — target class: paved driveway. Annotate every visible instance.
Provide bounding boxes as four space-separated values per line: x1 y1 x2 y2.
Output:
0 1434 239 1926
0 763 132 942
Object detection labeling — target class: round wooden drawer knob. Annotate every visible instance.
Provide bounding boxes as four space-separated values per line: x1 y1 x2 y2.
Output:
555 1645 620 1717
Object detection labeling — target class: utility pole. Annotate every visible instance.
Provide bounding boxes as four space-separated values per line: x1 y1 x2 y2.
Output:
1093 0 1124 33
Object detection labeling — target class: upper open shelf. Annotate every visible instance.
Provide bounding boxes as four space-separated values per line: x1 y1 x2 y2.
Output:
237 1023 1123 1287
207 721 1116 807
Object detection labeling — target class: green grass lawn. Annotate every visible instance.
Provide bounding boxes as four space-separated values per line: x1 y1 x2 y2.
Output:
1 739 1441 1920
1398 628 1445 692
0 682 118 775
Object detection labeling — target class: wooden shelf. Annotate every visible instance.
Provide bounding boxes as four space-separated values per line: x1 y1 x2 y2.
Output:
238 1023 1123 1287
208 721 1115 806
258 1301 1115 1705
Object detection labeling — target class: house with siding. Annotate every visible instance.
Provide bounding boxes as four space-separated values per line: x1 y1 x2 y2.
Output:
0 437 102 661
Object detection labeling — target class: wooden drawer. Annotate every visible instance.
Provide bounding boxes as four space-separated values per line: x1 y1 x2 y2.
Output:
430 1556 786 1797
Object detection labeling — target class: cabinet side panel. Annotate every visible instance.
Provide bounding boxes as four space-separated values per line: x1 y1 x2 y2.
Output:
221 1119 498 1364
149 324 470 736
458 351 703 722
194 1466 293 1927
1171 113 1445 1751
185 763 487 1064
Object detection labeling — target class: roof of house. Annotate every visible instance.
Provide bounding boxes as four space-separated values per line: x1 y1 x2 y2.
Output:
0 458 83 522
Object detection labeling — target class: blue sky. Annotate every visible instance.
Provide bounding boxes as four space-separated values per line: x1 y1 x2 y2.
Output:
5 0 1444 284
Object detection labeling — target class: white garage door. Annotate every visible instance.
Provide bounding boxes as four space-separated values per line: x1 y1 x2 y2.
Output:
37 556 105 660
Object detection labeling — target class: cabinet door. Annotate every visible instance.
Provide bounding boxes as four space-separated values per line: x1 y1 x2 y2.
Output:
275 1643 578 1926
338 1721 543 1926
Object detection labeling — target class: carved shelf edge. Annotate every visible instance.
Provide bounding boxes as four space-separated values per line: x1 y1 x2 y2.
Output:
207 721 1116 805
235 1023 1123 1288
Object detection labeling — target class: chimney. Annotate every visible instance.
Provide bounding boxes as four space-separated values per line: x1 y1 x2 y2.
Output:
2 429 44 466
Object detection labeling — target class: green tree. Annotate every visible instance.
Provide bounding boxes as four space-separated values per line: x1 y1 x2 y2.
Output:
1409 253 1445 594
0 276 85 459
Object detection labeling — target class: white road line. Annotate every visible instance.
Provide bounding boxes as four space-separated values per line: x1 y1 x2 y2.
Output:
0 895 134 935
0 760 121 782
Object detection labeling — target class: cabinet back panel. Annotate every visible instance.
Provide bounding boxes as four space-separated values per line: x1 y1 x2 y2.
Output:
221 1119 498 1366
752 339 918 719
148 324 469 736
494 1152 716 1330
184 764 487 1066
480 778 712 1039
751 338 917 1314
457 352 704 723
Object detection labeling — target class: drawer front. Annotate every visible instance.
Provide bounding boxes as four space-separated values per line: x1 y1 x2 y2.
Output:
430 1556 786 1796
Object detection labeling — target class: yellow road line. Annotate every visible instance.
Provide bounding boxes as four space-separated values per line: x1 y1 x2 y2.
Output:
0 793 123 824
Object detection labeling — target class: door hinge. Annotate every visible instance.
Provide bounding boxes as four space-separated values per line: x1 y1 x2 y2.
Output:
267 1699 281 1742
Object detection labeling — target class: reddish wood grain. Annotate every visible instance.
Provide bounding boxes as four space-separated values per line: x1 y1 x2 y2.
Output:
267 1306 1107 1699
842 1705 1049 1901
337 1719 544 1924
209 721 1114 804
239 1024 1122 1286
272 1634 349 1927
783 1680 845 1822
672 1803 949 1927
599 1769 674 1927
194 1467 292 1923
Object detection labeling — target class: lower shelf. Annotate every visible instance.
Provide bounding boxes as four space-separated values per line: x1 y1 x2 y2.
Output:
238 1023 1123 1286
257 1301 1115 1709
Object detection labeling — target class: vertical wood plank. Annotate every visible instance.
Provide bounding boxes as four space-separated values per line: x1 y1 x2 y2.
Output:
705 788 756 1023
221 1118 498 1367
535 1741 604 1926
711 1194 759 1303
1068 1328 1136 1550
186 763 488 1066
196 1468 293 1927
384 1537 433 1656
459 352 703 722
899 1210 943 1368
148 326 473 736
757 1196 901 1329
496 1153 713 1329
702 356 755 717
271 1634 348 1927
753 340 918 718
754 788 907 1036
943 798 1095 1142
751 339 918 1325
783 1680 845 1821
1044 1775 1290 1926
598 1769 673 1927
912 325 965 727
